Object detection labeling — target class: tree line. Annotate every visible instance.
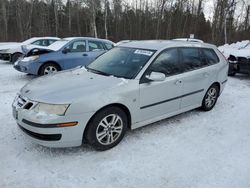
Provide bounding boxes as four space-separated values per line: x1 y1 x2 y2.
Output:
0 0 249 45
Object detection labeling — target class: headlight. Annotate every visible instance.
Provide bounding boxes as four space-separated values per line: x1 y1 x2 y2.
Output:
22 55 39 62
30 55 39 61
33 103 69 116
0 49 10 53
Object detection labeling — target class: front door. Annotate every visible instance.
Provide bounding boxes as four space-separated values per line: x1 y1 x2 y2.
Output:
86 40 107 64
61 40 89 69
139 48 184 122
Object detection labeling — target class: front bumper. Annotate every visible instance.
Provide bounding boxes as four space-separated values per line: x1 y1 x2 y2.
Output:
0 53 11 61
13 96 94 148
13 63 28 73
13 59 39 75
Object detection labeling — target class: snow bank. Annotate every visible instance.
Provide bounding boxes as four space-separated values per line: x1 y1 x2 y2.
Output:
218 40 250 58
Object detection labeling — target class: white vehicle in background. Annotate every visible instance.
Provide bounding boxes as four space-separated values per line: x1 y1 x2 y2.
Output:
0 37 60 63
218 40 250 59
223 41 250 76
115 40 135 46
173 38 204 43
0 42 20 46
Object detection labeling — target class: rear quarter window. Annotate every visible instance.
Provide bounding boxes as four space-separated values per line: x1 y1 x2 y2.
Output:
104 43 114 50
202 48 220 65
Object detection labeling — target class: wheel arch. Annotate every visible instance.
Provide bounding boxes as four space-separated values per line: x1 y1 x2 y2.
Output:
11 52 23 62
205 82 221 97
38 61 61 75
83 103 132 141
211 82 220 93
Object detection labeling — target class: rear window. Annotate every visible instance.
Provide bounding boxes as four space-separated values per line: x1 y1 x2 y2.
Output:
202 48 219 65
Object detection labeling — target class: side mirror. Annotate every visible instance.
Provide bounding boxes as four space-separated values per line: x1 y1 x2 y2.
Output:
62 48 70 54
146 72 166 82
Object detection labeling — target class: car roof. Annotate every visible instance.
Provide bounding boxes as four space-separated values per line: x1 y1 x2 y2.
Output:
29 37 60 40
118 40 216 51
173 38 204 43
63 37 114 44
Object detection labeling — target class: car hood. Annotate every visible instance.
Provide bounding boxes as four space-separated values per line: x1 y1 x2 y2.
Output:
0 43 21 51
20 68 129 104
230 48 250 58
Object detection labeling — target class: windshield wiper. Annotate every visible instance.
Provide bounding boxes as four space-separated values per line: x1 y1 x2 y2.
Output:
85 66 111 76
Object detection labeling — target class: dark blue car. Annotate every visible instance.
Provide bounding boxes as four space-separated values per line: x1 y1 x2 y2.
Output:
14 37 114 75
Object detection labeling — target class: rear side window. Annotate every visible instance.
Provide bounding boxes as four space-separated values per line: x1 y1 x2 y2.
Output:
104 43 113 50
149 48 182 77
66 40 86 52
202 48 219 65
88 41 105 51
180 48 203 71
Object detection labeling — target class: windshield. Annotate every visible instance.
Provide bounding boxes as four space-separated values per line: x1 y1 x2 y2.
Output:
87 47 155 79
47 40 69 51
22 38 37 45
244 42 250 49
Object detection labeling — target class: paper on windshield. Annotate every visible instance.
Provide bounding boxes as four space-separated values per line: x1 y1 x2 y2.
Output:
134 49 153 56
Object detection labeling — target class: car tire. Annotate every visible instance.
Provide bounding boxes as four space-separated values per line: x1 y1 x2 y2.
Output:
201 84 219 111
85 107 128 151
39 63 60 75
11 53 22 63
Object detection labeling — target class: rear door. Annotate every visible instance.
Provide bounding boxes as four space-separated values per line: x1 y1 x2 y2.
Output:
178 47 214 109
139 48 184 122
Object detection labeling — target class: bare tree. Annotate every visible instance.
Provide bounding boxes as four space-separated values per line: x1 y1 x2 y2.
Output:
156 0 167 39
1 0 8 40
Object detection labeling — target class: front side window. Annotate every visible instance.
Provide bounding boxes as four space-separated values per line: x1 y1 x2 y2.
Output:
180 48 203 71
32 40 48 46
148 48 182 77
87 47 155 79
66 40 86 52
88 41 105 51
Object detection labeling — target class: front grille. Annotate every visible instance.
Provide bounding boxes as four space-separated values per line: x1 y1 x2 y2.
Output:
18 124 62 141
17 96 26 107
237 57 249 63
14 95 34 110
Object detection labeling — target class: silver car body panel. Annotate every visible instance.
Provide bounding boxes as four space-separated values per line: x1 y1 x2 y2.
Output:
13 40 228 147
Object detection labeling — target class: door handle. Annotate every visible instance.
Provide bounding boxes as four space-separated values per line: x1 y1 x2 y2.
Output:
175 80 182 85
82 54 88 56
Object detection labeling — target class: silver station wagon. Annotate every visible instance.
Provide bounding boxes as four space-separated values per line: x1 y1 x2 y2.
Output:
12 40 228 150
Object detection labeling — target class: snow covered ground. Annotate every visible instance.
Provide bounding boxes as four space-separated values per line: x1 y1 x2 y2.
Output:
0 60 250 188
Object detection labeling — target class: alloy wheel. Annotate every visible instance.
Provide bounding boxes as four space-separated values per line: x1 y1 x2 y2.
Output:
44 66 58 75
205 87 217 108
96 114 123 145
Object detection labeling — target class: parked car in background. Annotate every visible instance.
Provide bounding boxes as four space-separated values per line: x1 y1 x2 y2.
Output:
13 37 114 75
12 40 228 150
0 37 60 63
226 42 250 76
115 40 135 46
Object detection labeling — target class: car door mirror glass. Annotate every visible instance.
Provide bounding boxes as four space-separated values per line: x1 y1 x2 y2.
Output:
146 72 166 82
